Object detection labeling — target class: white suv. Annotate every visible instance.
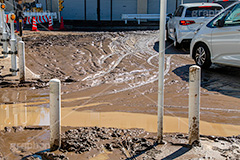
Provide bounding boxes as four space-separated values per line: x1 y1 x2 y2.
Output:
167 3 223 48
191 2 240 68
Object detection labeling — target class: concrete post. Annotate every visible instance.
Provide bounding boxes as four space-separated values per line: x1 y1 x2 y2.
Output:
18 41 25 83
2 32 8 57
188 65 201 145
10 39 17 76
10 21 15 40
10 19 18 76
50 79 61 151
157 0 167 144
17 36 22 51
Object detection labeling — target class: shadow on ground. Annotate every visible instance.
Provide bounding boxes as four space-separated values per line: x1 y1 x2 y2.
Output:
154 41 190 54
162 146 192 160
173 64 240 98
125 142 192 160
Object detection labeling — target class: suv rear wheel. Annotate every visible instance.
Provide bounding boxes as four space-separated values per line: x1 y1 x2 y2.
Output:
194 43 212 69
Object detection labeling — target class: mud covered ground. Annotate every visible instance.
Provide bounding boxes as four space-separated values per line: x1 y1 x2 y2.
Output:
1 126 240 160
0 30 240 159
0 30 239 124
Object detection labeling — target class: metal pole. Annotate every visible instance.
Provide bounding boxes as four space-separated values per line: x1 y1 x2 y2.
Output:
157 0 166 143
57 0 61 23
181 0 184 4
2 9 7 58
188 65 201 145
18 41 25 83
0 8 2 31
19 19 23 37
10 20 17 76
1 9 5 33
50 79 61 151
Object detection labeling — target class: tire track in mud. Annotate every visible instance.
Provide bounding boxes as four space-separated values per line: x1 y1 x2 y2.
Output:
82 32 160 85
81 32 174 94
107 55 172 94
82 35 137 82
82 31 172 94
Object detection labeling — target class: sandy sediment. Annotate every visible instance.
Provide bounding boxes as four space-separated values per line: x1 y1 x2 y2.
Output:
0 31 239 159
0 126 240 160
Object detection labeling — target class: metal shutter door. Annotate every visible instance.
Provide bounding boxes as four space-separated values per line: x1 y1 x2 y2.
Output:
61 0 85 20
148 0 160 14
86 0 98 20
100 0 111 20
112 0 137 20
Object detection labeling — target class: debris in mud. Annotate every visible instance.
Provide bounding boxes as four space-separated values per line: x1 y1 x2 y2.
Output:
1 126 240 159
4 127 11 133
60 127 157 156
64 76 77 83
0 80 49 89
24 126 43 130
36 152 69 160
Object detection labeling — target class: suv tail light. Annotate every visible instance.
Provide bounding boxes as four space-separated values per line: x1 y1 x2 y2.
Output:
180 20 195 25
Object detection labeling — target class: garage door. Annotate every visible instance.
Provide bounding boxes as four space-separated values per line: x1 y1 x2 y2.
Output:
148 0 209 15
112 0 137 20
61 0 84 20
100 0 111 20
86 0 98 20
148 0 160 14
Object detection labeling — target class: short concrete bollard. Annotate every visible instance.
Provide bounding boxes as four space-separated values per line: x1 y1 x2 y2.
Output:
10 39 17 76
50 79 61 151
18 41 25 83
2 32 8 57
188 65 201 145
17 37 22 51
9 18 18 76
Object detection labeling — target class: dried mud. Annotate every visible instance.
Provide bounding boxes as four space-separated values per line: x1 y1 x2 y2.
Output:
12 30 240 125
1 126 240 160
0 30 239 159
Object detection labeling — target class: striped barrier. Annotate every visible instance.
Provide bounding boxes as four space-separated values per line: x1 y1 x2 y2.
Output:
6 15 51 24
25 15 50 24
5 12 57 24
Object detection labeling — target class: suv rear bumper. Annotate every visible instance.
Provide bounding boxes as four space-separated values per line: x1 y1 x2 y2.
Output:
177 30 195 43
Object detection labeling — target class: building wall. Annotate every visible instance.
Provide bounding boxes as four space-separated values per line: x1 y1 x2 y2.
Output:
61 0 84 20
57 0 210 21
112 0 137 20
100 0 111 20
138 0 148 14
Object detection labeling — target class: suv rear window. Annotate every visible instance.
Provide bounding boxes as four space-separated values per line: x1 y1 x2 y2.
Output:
174 6 184 17
185 6 222 17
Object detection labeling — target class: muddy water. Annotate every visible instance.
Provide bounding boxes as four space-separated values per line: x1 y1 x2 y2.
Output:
1 31 240 141
1 99 239 137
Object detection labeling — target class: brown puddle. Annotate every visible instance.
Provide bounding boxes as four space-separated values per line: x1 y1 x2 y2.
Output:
1 98 239 137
